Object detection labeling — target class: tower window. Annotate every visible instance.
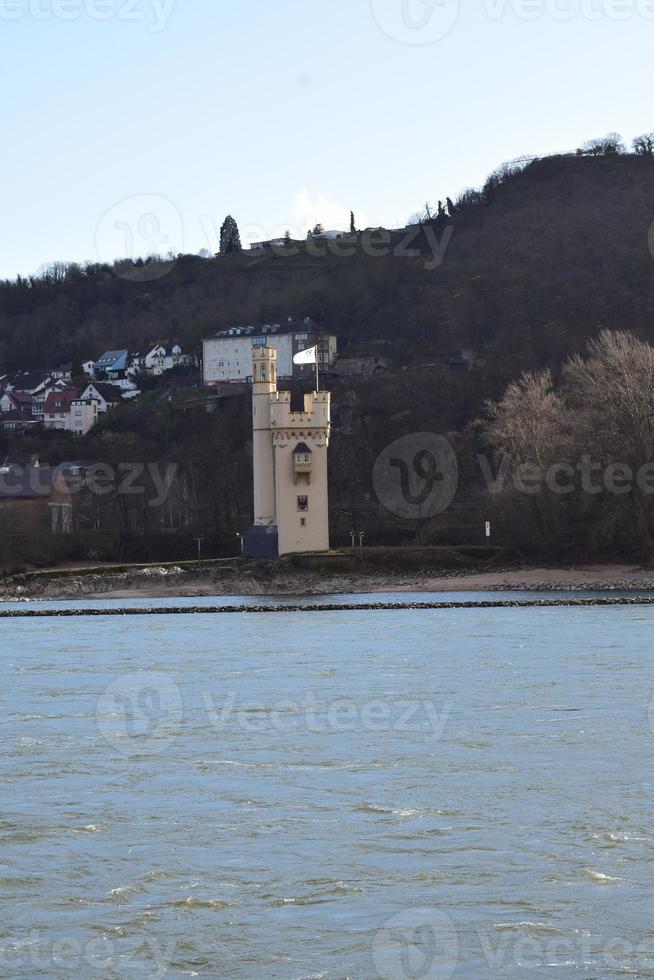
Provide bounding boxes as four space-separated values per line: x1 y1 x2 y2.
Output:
300 518 306 527
297 496 309 512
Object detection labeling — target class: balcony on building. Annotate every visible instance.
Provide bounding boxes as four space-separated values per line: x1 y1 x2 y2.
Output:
293 442 313 484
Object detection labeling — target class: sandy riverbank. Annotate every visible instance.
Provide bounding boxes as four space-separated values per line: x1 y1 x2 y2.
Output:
3 562 654 602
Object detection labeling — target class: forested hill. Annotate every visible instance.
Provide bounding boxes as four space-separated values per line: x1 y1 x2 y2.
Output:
2 151 654 376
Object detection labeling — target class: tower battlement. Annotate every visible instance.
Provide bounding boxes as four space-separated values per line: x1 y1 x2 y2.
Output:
270 390 331 430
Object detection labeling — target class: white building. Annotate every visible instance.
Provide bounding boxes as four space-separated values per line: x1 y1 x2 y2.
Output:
80 383 123 413
68 399 99 436
143 344 194 376
43 389 98 435
203 320 337 385
244 346 331 558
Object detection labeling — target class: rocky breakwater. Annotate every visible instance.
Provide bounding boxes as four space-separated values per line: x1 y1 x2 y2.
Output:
3 596 654 618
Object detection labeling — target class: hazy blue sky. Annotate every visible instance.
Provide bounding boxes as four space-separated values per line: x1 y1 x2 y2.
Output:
1 0 652 278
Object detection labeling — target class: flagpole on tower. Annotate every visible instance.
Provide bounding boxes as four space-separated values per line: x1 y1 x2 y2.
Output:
293 345 320 390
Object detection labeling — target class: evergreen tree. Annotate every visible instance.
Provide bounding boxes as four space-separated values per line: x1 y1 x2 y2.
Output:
219 215 242 254
284 229 292 244
446 197 456 216
438 200 446 218
350 211 356 234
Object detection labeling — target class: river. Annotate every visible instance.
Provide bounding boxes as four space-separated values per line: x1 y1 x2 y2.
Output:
3 595 653 977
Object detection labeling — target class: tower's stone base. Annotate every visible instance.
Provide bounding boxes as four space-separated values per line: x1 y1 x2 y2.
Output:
243 525 279 559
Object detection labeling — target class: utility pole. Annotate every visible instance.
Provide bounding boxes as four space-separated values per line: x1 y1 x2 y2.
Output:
193 534 205 561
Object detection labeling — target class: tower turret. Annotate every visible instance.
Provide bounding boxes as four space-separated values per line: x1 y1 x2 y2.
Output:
251 346 277 528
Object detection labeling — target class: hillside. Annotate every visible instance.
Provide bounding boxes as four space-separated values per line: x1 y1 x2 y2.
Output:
2 151 654 567
2 152 654 379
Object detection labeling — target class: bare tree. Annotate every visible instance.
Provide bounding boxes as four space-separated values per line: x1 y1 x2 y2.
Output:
483 369 567 465
633 132 654 156
562 330 654 556
580 133 625 156
481 370 571 556
563 329 654 463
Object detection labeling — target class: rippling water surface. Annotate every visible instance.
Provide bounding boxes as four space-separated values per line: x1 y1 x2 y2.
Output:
3 598 654 978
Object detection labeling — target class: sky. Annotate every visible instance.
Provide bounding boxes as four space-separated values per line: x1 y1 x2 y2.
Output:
1 0 653 279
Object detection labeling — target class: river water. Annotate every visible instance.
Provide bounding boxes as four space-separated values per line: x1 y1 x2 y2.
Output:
3 595 654 978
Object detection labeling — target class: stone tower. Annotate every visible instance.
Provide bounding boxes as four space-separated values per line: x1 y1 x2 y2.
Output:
244 345 331 557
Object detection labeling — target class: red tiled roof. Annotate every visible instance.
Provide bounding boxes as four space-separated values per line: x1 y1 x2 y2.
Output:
43 389 79 414
4 391 34 406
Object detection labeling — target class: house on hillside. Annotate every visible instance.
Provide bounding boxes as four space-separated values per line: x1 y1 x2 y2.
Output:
82 360 96 378
94 350 129 380
143 343 195 376
43 389 99 435
308 229 350 242
6 372 52 395
250 236 305 251
51 364 72 382
43 389 79 428
80 382 123 413
1 391 34 416
203 319 337 385
68 398 99 436
31 397 45 422
0 413 42 433
31 378 74 420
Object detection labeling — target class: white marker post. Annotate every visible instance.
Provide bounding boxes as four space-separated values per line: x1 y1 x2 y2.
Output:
485 521 491 545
